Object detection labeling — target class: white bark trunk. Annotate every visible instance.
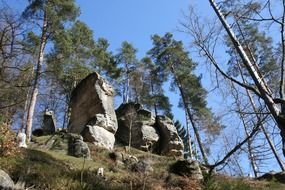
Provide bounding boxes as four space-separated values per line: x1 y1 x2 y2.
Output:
238 65 285 171
25 10 48 141
208 0 280 121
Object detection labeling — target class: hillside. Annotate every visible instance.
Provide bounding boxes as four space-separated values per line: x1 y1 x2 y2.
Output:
1 133 285 190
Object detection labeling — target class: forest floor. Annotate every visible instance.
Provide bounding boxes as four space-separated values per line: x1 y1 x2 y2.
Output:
1 135 285 190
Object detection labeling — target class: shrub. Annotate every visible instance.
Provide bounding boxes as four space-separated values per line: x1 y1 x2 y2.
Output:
0 123 20 157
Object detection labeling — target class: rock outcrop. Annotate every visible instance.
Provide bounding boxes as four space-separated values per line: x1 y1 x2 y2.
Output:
42 109 56 135
156 116 184 157
115 103 159 152
68 72 118 150
115 103 184 157
32 109 56 137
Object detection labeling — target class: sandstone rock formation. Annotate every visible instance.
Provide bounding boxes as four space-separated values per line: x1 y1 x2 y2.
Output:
156 116 184 157
42 109 56 135
81 125 115 150
32 109 56 137
68 72 118 150
115 103 184 157
115 103 159 151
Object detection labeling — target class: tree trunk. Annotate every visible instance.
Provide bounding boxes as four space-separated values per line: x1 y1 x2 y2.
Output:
25 10 48 141
238 65 285 171
21 92 30 133
238 107 259 177
62 97 71 129
185 108 194 158
208 0 285 156
128 120 132 152
150 81 158 116
170 65 208 164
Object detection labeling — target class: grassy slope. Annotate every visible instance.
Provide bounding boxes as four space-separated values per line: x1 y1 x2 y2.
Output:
0 136 285 190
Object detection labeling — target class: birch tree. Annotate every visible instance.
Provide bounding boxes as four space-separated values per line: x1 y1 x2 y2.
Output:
22 0 79 141
206 0 285 156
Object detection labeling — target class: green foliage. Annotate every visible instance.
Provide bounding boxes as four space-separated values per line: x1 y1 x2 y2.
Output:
0 123 20 157
47 20 96 96
174 120 191 158
148 33 222 140
221 1 279 92
22 0 80 35
115 41 138 103
148 33 209 117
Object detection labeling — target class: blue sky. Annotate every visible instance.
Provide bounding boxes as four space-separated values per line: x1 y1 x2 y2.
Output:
77 0 190 56
76 0 213 57
76 0 215 119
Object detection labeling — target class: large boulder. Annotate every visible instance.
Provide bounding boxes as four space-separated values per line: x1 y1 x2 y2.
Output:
68 72 118 150
81 125 115 150
115 103 159 151
0 170 14 189
156 116 184 157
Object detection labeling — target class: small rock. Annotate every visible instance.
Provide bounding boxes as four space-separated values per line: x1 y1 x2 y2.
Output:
68 134 91 159
0 170 14 189
124 155 139 169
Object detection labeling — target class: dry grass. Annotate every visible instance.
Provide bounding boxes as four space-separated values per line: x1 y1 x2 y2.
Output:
1 138 285 190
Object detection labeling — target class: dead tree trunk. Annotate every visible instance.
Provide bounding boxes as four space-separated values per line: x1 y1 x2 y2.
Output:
230 81 259 177
208 0 285 156
238 65 285 171
237 102 259 177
